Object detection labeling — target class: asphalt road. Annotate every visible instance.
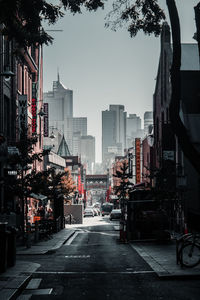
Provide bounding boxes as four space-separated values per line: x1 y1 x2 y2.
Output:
18 216 200 300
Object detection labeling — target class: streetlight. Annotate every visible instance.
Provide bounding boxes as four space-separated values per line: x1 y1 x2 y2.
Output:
0 67 15 80
48 126 58 140
38 107 46 117
0 51 15 80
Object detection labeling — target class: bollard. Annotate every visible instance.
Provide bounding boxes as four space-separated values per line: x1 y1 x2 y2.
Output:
69 214 72 225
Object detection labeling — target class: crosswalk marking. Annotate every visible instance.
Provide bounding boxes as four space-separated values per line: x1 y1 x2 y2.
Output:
65 255 91 258
26 278 42 290
33 270 155 275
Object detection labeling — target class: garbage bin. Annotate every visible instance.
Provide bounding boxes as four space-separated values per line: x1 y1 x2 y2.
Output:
0 222 8 273
7 226 17 267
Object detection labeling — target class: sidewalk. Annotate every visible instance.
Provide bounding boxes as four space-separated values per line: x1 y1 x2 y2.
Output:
17 228 75 255
130 240 200 278
0 228 75 300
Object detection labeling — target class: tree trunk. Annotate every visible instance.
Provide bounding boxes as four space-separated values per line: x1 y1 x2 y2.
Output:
166 0 200 175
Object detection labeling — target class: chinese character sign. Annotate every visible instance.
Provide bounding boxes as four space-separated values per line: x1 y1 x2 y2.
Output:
43 103 49 137
32 97 37 134
18 95 28 134
32 82 37 135
135 138 141 184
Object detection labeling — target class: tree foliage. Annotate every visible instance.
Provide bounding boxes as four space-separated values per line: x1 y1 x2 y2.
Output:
105 0 166 37
2 131 49 199
0 0 104 47
29 167 75 200
113 160 133 199
0 0 167 47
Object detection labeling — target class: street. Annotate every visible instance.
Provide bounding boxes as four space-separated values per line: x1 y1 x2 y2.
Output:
17 216 200 300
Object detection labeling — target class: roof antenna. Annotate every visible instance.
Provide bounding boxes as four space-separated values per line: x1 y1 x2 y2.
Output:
57 67 60 82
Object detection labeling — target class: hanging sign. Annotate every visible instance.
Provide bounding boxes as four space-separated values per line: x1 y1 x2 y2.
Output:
135 138 141 184
43 103 49 137
32 82 37 135
18 94 28 133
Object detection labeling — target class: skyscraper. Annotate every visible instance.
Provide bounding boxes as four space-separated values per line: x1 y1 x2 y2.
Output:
144 111 153 136
126 114 143 148
102 105 126 163
43 73 73 152
73 117 87 136
72 117 87 156
80 135 95 174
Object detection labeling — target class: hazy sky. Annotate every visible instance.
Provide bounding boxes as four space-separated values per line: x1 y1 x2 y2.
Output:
43 0 198 162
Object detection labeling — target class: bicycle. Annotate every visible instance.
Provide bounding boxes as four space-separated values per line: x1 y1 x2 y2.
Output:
176 232 200 268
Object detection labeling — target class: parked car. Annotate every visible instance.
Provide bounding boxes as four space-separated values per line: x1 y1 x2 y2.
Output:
101 203 114 216
84 208 94 217
110 209 121 221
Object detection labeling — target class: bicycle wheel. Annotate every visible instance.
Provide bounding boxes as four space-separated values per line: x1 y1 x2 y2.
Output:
181 243 200 268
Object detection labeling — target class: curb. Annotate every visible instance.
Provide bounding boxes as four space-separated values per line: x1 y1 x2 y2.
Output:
17 230 76 255
46 230 76 254
158 273 200 279
7 275 32 300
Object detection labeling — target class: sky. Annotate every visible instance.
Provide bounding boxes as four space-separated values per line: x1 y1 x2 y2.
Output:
43 0 198 162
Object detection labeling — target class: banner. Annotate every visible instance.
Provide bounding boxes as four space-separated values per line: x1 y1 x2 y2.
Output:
43 103 49 137
18 94 27 134
135 138 141 184
32 82 37 135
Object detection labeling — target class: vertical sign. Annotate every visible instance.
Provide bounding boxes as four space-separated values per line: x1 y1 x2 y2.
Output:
43 103 49 137
135 138 141 184
32 83 37 135
78 174 81 195
18 95 27 134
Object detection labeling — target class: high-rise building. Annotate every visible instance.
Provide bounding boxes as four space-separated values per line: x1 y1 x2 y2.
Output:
73 117 87 136
80 135 95 174
102 105 126 163
144 111 153 136
126 114 143 148
72 117 87 156
72 131 81 156
43 73 73 152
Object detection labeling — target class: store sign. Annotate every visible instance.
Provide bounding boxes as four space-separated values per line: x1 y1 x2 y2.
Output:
135 138 141 184
32 97 37 134
8 147 19 155
32 82 37 135
18 95 27 133
43 103 49 137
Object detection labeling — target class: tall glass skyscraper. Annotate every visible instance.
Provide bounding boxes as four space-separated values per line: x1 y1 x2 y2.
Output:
102 105 126 164
43 73 73 152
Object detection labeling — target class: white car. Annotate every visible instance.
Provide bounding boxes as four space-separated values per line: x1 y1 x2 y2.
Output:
84 208 94 217
110 209 122 221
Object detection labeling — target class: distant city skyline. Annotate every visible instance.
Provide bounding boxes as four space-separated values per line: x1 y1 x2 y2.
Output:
43 1 197 162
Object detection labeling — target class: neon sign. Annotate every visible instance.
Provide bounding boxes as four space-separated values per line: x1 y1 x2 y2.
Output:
135 138 141 184
32 97 37 134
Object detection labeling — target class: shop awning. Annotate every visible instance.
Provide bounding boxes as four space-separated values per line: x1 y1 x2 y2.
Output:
29 193 48 201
